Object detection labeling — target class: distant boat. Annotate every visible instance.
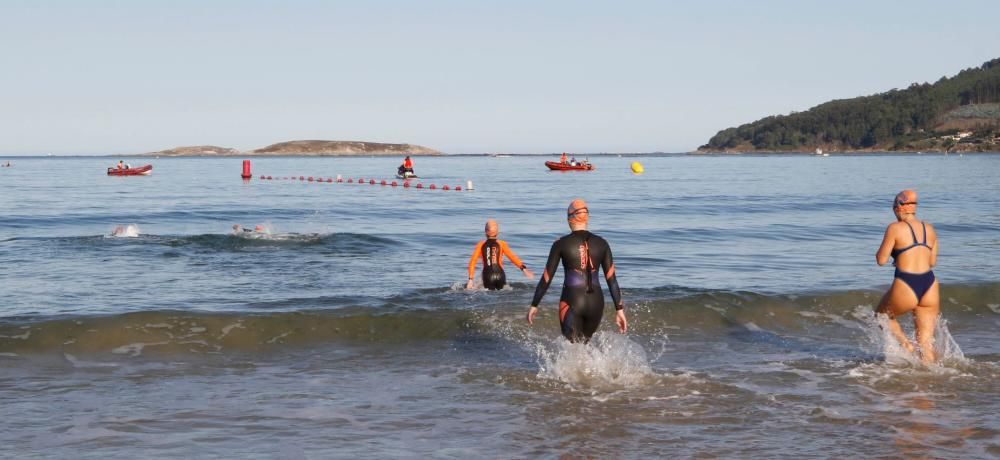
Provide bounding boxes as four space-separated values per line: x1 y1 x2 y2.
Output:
814 148 823 155
107 164 153 176
545 160 594 171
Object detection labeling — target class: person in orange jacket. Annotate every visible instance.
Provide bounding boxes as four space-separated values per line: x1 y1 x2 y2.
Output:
467 219 535 290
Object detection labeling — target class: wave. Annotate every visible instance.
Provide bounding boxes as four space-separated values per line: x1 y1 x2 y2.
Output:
6 232 398 254
1 283 995 358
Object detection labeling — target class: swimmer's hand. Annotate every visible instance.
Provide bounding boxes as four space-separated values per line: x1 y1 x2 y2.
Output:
466 279 475 290
526 306 538 325
615 310 627 334
523 268 535 279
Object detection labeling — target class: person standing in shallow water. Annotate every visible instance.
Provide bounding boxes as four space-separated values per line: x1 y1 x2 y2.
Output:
466 219 534 290
526 199 627 342
875 189 940 364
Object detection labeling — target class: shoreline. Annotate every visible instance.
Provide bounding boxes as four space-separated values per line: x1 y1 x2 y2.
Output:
4 151 1000 158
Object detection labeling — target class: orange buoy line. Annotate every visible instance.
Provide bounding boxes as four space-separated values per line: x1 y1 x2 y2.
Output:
254 172 471 191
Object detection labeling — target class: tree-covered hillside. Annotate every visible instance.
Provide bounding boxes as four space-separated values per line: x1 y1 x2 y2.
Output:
700 58 1000 152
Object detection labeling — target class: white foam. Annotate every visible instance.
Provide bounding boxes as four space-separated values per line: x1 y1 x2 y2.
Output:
0 329 30 340
111 341 168 357
266 331 292 344
64 353 119 368
987 303 1000 314
219 321 245 338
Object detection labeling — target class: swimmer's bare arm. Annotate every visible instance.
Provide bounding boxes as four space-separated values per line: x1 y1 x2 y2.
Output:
875 224 897 266
526 240 561 325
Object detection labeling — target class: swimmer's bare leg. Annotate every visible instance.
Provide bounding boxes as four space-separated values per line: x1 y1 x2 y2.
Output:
913 283 940 364
877 293 916 354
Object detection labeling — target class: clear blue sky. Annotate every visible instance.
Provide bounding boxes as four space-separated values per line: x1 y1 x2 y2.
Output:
1 0 998 155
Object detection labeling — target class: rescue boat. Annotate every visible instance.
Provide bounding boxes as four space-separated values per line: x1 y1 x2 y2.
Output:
107 165 153 176
545 161 594 171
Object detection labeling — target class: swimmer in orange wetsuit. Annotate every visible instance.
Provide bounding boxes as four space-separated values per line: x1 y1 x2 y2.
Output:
467 219 535 290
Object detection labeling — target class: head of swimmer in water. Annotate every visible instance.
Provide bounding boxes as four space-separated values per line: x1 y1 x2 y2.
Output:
254 224 265 232
567 198 589 231
484 219 498 239
892 189 918 220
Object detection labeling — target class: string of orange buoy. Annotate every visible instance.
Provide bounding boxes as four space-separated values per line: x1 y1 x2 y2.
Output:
260 175 472 191
240 160 474 191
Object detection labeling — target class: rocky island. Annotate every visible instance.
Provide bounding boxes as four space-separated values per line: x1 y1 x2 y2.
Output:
144 145 242 156
143 140 441 156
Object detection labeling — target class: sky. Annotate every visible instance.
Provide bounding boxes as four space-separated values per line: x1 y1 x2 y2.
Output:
1 0 998 155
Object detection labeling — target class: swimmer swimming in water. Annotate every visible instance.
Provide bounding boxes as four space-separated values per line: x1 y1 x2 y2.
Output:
466 219 534 290
875 189 941 364
526 199 626 342
232 224 265 234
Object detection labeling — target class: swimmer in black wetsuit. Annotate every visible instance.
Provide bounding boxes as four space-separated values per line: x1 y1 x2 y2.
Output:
526 199 626 342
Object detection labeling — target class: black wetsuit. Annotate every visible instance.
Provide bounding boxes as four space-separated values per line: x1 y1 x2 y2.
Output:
530 230 623 342
481 239 507 290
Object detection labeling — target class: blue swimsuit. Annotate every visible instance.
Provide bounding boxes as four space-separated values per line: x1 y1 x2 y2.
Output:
892 221 935 301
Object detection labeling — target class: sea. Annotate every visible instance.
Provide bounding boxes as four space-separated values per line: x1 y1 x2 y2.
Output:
1 153 998 458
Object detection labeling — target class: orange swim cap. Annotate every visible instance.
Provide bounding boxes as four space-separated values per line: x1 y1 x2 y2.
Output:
893 189 918 213
567 198 589 225
485 219 499 238
254 224 264 232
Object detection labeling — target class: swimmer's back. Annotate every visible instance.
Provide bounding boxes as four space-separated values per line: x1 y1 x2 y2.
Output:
887 219 937 273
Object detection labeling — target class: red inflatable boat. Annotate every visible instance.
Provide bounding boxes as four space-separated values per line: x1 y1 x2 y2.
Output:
545 160 594 171
107 165 153 176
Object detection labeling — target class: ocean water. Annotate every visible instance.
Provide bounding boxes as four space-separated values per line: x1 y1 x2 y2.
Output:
1 154 998 458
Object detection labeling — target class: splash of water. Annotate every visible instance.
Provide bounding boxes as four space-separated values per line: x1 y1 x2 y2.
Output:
109 224 140 238
851 305 966 368
534 333 659 391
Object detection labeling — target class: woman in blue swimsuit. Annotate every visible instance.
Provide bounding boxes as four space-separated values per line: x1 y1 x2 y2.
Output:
875 189 940 363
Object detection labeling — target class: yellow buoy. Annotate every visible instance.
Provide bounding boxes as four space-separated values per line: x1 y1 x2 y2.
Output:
630 161 644 174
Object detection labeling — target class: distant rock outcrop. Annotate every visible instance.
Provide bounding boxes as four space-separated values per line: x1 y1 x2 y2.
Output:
249 140 441 156
140 140 442 156
145 145 242 156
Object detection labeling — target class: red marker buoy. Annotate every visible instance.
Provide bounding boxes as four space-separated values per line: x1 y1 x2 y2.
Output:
348 178 353 183
370 179 375 185
241 160 252 179
443 185 450 190
455 186 462 191
416 183 423 189
429 184 436 190
391 181 398 187
308 177 314 182
381 180 386 185
403 181 410 188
